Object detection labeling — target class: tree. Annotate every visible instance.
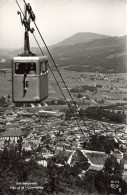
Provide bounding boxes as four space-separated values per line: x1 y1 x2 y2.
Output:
90 134 103 150
104 138 114 155
0 96 7 107
94 170 108 193
18 142 22 153
77 93 83 98
79 108 84 117
95 170 127 195
104 145 111 155
104 155 122 175
83 170 97 194
52 151 68 165
72 150 90 170
65 108 73 120
36 144 41 152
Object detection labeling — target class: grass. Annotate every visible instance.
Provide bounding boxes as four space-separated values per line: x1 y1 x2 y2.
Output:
85 152 107 165
0 68 127 104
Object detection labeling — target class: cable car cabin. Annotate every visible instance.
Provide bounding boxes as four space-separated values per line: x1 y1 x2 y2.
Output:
12 56 48 103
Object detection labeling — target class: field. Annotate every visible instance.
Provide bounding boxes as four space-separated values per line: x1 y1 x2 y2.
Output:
49 68 127 104
0 68 127 106
0 71 11 97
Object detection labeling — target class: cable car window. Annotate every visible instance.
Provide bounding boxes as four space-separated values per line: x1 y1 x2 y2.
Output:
41 62 47 74
15 63 36 74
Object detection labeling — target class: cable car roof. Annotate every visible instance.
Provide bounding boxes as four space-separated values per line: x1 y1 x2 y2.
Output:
13 56 48 62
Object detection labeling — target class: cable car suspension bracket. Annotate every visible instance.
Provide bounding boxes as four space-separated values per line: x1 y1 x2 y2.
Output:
17 3 36 56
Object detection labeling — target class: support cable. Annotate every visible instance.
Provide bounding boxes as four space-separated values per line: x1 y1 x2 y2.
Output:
15 0 106 169
15 0 84 135
21 0 92 136
16 0 24 15
31 32 105 168
20 0 106 166
33 33 44 55
33 20 106 164
33 32 84 134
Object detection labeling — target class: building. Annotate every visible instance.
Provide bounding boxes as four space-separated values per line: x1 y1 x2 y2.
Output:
0 129 27 143
22 142 32 151
37 160 47 167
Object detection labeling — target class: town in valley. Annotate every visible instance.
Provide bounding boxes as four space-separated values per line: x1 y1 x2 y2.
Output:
0 66 127 194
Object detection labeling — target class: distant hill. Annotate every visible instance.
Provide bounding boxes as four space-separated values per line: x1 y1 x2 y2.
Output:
0 33 126 73
51 35 127 73
51 32 110 47
1 32 110 57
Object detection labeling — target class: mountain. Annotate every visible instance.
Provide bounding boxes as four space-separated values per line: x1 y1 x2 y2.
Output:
50 35 127 73
51 32 110 48
0 33 126 73
12 32 109 54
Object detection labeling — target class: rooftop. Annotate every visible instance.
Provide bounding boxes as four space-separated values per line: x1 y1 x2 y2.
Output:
0 129 27 137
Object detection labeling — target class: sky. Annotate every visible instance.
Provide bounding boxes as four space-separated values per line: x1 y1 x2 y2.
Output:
0 0 126 49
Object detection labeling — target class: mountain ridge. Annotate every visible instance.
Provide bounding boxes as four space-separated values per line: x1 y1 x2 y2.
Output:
51 35 126 73
0 32 126 73
50 32 111 48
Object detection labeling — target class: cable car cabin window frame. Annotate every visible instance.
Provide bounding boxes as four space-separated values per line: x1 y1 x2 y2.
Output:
15 62 36 75
40 61 48 75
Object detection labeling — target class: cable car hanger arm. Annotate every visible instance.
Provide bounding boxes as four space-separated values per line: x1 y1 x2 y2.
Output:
16 0 36 56
15 0 43 56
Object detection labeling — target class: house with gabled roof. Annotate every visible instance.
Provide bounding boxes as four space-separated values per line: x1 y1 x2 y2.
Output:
0 129 27 143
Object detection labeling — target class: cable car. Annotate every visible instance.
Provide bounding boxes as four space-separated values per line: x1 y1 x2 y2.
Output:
12 3 48 103
12 56 48 103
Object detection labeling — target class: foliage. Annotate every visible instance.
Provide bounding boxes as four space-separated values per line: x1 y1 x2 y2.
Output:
77 93 83 98
52 151 70 165
0 146 126 194
72 149 87 162
0 147 47 194
65 108 73 120
72 149 90 170
83 170 97 194
104 155 123 175
85 106 126 123
94 170 127 194
0 96 8 107
70 85 97 93
89 134 115 153
57 99 66 105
